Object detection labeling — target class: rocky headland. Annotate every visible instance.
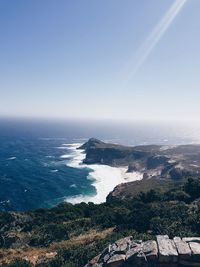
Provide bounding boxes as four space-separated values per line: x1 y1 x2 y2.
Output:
79 138 200 201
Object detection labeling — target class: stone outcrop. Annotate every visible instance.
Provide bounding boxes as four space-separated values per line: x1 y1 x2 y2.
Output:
84 235 200 267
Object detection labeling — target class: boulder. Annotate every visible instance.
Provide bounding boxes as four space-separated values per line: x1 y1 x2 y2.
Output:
173 237 191 260
126 245 142 261
142 240 158 261
156 235 178 263
183 237 200 262
113 236 133 254
126 240 157 266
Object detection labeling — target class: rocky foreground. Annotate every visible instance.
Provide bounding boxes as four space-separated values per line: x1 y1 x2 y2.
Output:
85 235 200 267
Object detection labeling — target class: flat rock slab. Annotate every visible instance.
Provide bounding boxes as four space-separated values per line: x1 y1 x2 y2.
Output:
173 237 191 260
156 235 178 263
183 238 200 243
183 237 200 261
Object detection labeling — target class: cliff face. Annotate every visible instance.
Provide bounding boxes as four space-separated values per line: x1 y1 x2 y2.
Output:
80 139 200 201
79 138 144 166
80 138 200 177
84 235 200 267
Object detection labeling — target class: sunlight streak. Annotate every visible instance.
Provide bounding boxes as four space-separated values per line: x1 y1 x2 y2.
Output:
127 0 188 79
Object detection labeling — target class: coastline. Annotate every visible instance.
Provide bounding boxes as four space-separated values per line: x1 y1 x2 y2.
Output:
64 143 143 204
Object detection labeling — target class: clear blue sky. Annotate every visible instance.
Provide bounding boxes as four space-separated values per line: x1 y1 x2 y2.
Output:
0 0 199 121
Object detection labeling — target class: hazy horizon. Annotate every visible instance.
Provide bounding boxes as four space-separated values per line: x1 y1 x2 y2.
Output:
1 0 199 122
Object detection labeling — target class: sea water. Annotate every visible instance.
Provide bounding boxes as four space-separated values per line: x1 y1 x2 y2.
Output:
0 118 199 211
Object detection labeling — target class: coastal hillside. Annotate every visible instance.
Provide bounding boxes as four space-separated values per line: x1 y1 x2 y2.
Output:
80 138 200 180
1 176 200 266
80 138 200 201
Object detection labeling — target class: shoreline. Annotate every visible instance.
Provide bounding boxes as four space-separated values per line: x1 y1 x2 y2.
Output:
64 143 143 204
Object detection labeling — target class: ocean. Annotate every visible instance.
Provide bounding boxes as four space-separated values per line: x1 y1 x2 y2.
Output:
0 118 200 212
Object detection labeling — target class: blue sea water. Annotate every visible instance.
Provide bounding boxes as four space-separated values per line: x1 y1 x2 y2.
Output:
0 118 200 212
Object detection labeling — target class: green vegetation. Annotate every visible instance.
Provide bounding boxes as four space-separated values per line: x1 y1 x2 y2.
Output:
1 177 200 267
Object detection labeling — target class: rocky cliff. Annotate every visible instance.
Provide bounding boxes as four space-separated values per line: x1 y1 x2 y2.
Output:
79 139 200 201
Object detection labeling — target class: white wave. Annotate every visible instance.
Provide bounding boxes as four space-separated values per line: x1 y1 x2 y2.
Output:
7 157 16 160
51 169 59 173
62 143 83 147
60 154 71 159
66 144 86 168
70 184 77 188
57 143 82 150
65 143 143 204
0 200 10 204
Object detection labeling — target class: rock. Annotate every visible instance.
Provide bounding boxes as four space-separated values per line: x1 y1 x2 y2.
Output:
126 245 142 261
189 242 200 256
182 237 200 243
103 253 110 263
89 254 101 265
156 235 178 263
126 240 157 266
86 236 200 267
173 236 191 260
183 238 200 262
78 138 104 151
142 240 158 261
107 254 126 267
97 247 110 264
113 236 133 254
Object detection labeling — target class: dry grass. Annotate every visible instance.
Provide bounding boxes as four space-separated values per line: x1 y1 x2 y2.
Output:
0 227 114 265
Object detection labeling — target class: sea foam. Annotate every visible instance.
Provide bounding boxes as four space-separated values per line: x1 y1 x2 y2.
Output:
7 157 17 160
65 143 143 204
60 154 72 159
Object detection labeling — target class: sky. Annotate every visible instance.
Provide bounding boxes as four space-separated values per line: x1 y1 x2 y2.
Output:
0 0 199 122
